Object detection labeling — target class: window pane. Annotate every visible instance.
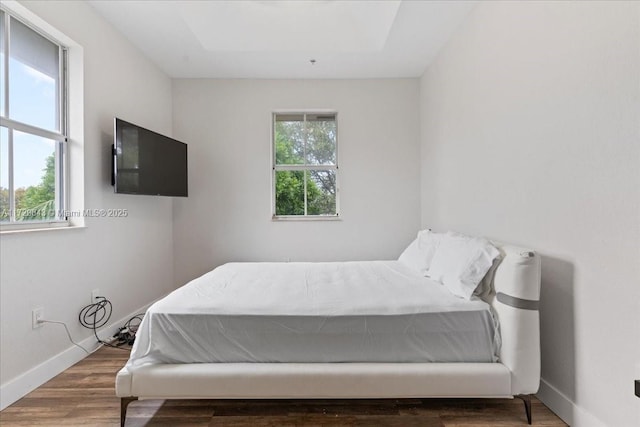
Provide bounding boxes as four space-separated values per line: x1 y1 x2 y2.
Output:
275 170 304 215
275 114 304 165
13 130 56 220
307 170 336 215
306 114 336 165
0 10 5 117
9 17 59 131
0 127 8 221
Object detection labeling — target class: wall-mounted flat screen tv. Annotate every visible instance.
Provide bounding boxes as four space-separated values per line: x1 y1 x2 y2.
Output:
113 118 188 197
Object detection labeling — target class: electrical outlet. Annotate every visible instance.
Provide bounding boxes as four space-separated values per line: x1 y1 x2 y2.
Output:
91 289 101 304
32 307 44 329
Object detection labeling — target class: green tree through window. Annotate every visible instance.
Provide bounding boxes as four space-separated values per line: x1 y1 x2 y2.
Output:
273 113 337 217
1 153 55 221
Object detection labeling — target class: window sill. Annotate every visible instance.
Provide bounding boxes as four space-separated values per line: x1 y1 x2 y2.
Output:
0 224 86 235
272 216 342 222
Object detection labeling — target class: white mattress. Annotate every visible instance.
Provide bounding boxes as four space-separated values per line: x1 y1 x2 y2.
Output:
126 261 500 366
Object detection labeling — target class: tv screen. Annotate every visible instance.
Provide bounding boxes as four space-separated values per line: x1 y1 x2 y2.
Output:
113 118 188 197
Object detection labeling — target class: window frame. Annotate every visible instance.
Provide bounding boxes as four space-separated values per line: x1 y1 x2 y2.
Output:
0 7 69 231
271 111 340 221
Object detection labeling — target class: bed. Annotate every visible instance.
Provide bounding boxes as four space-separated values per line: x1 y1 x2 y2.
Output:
116 239 541 426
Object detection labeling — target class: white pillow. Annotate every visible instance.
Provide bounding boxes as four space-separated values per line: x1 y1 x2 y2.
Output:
398 229 443 275
398 233 428 274
419 230 443 277
428 232 500 300
475 254 503 299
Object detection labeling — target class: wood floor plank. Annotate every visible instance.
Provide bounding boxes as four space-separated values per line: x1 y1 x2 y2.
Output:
0 346 567 427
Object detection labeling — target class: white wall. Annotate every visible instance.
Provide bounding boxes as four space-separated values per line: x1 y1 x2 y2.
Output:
172 79 420 284
420 1 639 426
0 0 175 407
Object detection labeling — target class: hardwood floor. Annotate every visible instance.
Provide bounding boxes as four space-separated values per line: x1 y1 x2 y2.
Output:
0 346 567 426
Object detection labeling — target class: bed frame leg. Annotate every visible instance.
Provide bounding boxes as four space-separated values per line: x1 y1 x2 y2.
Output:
516 394 532 424
120 397 137 427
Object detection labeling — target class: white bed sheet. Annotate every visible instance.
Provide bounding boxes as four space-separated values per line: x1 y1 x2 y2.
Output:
127 261 500 366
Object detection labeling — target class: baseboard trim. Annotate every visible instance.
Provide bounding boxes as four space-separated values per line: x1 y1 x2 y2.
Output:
0 302 153 410
537 378 606 427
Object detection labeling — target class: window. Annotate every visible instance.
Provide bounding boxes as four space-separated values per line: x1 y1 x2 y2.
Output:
0 8 67 228
272 112 339 219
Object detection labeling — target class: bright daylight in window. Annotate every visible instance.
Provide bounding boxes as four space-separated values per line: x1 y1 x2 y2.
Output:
0 9 67 227
273 113 338 219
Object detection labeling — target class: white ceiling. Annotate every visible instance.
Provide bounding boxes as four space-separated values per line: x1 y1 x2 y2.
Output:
88 0 476 79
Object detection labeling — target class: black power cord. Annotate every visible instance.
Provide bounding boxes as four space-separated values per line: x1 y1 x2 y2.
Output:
115 313 144 346
78 296 144 350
